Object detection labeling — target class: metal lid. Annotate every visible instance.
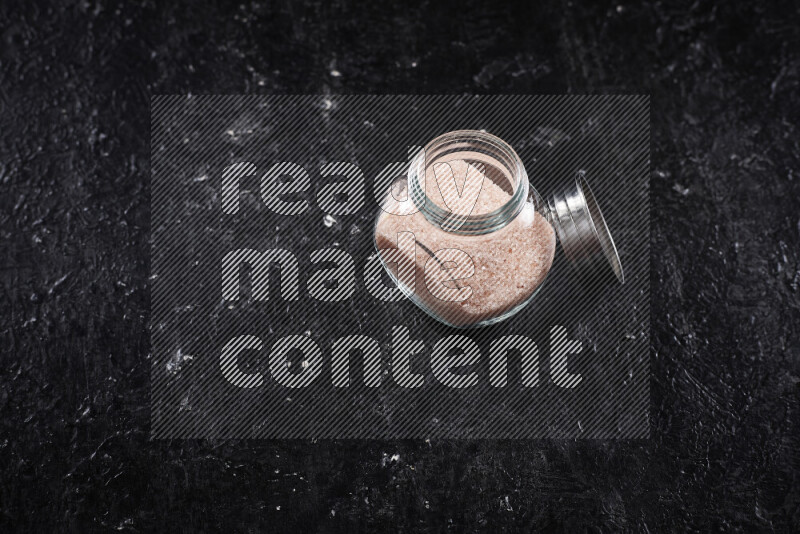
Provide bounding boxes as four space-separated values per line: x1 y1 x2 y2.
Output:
547 173 624 283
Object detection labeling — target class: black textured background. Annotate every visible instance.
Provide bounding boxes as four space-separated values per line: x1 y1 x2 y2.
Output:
1 0 798 531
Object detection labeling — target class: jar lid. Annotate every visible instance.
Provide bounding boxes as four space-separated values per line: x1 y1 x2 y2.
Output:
547 173 624 283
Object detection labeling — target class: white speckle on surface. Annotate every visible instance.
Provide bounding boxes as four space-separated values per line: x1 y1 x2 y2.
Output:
323 214 337 227
166 349 193 374
381 452 401 467
330 69 341 77
672 183 690 196
115 518 133 531
178 392 191 412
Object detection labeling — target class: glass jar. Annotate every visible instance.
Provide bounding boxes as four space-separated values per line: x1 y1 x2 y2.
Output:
373 130 622 328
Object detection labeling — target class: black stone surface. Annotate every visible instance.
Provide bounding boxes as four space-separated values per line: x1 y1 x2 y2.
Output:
1 0 798 531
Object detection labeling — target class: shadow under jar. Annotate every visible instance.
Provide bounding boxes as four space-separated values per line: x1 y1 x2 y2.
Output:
373 130 623 328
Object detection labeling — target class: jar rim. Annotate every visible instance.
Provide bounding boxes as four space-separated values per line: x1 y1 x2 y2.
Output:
407 130 530 235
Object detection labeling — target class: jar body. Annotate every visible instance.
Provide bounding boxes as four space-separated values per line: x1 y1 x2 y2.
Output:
372 131 556 328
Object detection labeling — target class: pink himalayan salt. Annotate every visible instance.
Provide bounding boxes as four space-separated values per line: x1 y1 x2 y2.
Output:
375 159 556 327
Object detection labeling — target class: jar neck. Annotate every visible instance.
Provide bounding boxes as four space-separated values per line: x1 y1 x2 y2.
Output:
407 130 529 236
